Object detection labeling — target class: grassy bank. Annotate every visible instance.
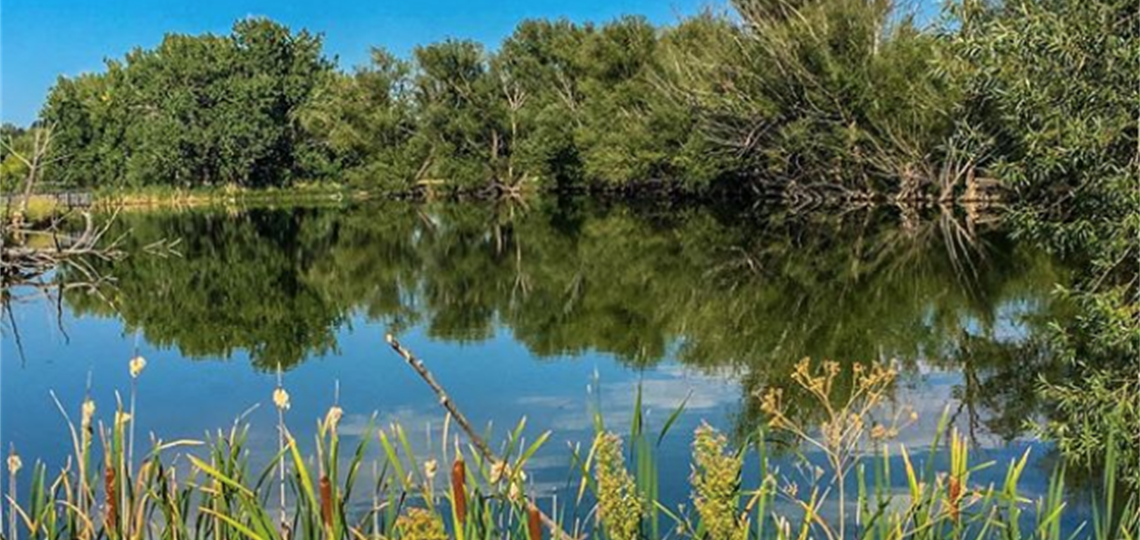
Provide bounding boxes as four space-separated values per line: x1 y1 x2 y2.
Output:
0 195 63 222
3 185 368 219
89 183 378 210
5 356 1136 540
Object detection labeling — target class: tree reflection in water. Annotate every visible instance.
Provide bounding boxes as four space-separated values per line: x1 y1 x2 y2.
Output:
56 199 1068 442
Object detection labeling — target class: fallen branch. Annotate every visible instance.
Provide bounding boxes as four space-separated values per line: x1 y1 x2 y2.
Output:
383 333 580 540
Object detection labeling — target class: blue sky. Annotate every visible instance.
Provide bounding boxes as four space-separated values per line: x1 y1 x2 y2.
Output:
0 0 712 126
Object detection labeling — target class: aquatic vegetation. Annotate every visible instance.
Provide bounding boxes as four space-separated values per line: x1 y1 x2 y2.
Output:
592 432 644 540
3 358 1136 540
691 424 745 540
397 508 448 540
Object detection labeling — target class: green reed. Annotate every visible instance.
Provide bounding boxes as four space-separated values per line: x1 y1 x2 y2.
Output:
3 357 1137 540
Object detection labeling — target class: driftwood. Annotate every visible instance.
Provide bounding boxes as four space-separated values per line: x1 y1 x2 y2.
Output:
383 333 580 540
1 210 125 363
2 210 124 288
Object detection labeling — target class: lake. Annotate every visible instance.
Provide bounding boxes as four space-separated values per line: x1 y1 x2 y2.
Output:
0 198 1091 531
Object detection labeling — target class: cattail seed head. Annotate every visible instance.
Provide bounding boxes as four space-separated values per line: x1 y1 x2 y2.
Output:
528 502 543 540
104 465 118 530
948 476 962 501
451 458 467 524
948 476 962 520
319 474 333 527
129 356 147 378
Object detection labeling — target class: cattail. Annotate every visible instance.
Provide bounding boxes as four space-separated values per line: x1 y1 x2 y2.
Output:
319 474 333 528
948 476 962 520
528 502 543 540
104 465 118 531
451 458 467 523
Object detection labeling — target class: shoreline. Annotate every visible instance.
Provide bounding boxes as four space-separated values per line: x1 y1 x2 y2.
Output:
1 180 1007 218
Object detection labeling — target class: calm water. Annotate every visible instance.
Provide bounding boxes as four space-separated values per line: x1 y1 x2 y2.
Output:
1 199 1089 527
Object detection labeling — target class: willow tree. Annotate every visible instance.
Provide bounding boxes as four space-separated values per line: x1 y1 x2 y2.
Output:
662 0 958 196
949 0 1140 486
296 48 421 187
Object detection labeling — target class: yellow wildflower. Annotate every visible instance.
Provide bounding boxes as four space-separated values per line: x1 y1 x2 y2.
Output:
594 433 643 540
395 508 447 540
692 424 747 540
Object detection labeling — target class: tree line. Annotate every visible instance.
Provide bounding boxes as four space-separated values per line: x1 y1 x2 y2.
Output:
2 0 1128 203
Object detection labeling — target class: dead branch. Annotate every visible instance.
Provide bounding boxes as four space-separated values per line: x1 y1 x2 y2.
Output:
383 333 580 540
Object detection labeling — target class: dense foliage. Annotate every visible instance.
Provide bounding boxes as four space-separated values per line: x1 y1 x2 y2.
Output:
4 357 1136 540
42 19 331 188
0 124 32 189
30 3 968 196
945 0 1139 485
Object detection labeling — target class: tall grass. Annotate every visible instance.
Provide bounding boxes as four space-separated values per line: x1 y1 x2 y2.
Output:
3 357 1136 540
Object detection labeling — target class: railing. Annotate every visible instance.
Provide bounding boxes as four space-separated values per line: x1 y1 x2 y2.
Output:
0 185 94 209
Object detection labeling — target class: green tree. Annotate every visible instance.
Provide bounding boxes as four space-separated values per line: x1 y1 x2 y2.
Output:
43 18 332 189
948 0 1139 484
410 39 506 191
297 48 421 187
664 0 957 194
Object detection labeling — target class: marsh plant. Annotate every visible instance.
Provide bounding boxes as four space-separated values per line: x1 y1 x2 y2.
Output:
691 425 746 540
592 433 644 540
2 357 1137 540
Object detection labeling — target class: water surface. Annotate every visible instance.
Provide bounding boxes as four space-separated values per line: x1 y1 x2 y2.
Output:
1 199 1085 527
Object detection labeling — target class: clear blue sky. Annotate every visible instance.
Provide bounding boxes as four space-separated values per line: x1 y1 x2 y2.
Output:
0 0 714 126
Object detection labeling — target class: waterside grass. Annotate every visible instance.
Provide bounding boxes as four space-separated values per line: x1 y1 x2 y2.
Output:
3 357 1137 540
